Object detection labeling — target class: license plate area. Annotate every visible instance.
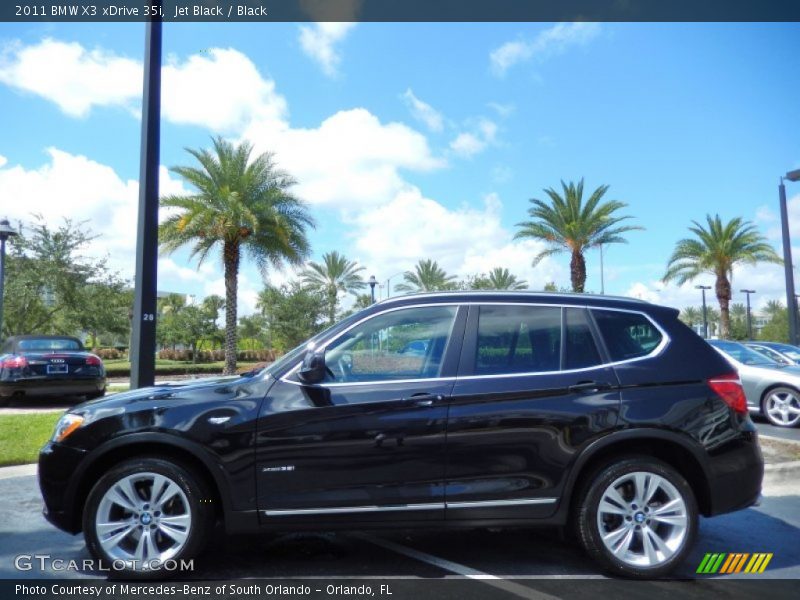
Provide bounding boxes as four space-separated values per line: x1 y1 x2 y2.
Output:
46 363 68 375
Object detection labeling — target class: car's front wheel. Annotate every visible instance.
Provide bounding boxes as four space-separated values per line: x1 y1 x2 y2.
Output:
83 457 213 579
761 386 800 428
576 456 698 578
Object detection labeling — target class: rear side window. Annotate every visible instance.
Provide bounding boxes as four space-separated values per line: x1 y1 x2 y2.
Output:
592 310 663 362
564 308 602 369
476 305 561 374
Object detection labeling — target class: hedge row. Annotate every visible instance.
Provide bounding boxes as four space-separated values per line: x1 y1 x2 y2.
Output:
104 362 266 378
157 348 277 362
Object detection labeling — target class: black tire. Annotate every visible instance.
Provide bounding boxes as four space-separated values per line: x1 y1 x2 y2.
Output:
85 389 106 401
576 456 698 579
83 457 213 579
761 386 800 428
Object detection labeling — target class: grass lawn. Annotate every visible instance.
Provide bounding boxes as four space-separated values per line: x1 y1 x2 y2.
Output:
0 412 62 467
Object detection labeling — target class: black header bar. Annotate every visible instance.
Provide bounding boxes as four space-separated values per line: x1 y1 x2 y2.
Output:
4 1 800 23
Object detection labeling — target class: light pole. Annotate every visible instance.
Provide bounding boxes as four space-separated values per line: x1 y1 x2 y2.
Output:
779 169 800 345
0 218 19 342
367 275 378 303
130 16 162 389
741 289 755 340
696 284 711 339
385 271 405 298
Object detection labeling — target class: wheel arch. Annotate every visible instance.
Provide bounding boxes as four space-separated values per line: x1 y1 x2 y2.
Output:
66 433 230 533
556 429 714 521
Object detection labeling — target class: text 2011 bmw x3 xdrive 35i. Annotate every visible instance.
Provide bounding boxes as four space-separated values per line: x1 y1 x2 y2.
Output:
39 292 763 579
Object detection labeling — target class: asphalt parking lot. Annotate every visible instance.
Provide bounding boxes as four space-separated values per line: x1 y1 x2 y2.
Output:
1 467 798 593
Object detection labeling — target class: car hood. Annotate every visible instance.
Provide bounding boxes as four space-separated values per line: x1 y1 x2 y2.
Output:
72 373 265 413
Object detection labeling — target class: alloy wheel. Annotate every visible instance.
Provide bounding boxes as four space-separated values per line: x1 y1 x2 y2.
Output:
94 472 192 567
596 471 688 568
764 389 800 427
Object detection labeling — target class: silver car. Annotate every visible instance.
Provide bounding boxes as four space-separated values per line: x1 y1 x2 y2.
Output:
709 339 800 428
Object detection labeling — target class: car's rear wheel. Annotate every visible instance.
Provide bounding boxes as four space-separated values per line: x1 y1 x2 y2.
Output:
761 387 800 428
85 389 106 400
83 457 213 579
577 456 697 578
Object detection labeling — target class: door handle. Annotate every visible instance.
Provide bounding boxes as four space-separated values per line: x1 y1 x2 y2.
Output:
568 381 612 394
402 393 444 406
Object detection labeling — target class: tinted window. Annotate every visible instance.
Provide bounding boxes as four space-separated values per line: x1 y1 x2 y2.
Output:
17 338 82 351
564 308 602 369
323 306 457 382
592 310 663 362
476 305 561 375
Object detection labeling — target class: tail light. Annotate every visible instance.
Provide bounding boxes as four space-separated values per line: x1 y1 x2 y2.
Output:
708 373 748 414
1 356 28 369
85 355 103 367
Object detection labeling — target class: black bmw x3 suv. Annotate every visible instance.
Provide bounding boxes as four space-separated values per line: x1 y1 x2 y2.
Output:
39 292 762 579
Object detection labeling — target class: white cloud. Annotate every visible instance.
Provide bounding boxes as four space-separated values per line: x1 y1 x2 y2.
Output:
161 48 288 132
352 189 563 291
0 148 187 276
0 154 7 168
298 22 355 77
487 102 515 118
490 22 601 77
242 107 444 208
401 88 445 132
449 118 498 158
0 38 141 117
0 40 287 133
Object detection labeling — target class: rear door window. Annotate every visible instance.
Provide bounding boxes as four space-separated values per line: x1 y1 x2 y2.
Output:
564 308 602 369
475 305 561 375
591 310 663 362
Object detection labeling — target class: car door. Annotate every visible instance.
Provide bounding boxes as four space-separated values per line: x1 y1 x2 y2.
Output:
256 303 466 524
445 303 621 520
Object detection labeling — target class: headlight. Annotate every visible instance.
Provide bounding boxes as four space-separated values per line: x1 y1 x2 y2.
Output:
51 414 85 443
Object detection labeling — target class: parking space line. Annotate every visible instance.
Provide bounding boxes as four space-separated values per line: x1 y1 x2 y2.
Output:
355 533 562 599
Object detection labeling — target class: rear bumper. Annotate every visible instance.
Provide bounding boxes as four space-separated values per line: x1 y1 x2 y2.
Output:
705 430 764 516
0 377 105 398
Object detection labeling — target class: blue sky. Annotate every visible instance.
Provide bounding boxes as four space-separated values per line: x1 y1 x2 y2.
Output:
0 22 798 315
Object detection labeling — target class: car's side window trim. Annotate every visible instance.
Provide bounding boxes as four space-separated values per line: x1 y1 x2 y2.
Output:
280 303 465 386
280 301 671 386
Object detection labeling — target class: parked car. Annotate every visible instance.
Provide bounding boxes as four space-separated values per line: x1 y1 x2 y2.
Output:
709 339 800 428
39 292 762 579
0 335 106 405
746 341 800 366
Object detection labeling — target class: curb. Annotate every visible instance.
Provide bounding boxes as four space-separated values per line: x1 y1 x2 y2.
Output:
763 459 800 489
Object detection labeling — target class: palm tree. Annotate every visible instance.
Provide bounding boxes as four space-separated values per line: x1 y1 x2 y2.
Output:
764 299 785 321
515 179 641 293
395 259 457 293
159 137 314 375
301 251 366 324
680 306 703 329
663 215 780 339
472 267 528 290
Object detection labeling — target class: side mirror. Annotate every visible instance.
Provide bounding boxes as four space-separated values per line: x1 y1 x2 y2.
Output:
298 347 326 384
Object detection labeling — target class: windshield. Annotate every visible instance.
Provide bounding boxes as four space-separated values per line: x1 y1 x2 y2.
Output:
769 343 800 360
17 338 82 351
712 340 778 366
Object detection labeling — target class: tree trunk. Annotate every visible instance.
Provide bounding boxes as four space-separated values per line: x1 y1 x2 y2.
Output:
715 273 732 339
328 287 337 326
570 250 586 293
223 241 240 375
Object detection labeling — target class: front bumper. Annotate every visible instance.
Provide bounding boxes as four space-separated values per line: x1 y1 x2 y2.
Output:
38 441 89 534
705 430 764 516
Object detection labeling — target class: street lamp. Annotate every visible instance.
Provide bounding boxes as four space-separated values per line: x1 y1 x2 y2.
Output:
599 244 605 295
385 271 405 298
696 284 711 339
779 168 800 345
0 218 19 342
367 275 378 303
741 289 756 340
